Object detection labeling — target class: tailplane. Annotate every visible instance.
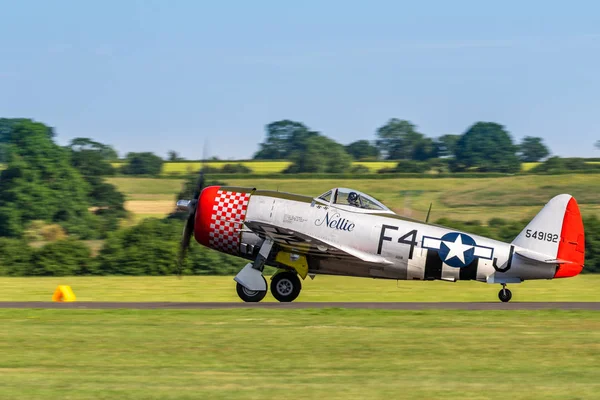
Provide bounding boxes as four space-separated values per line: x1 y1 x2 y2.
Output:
511 194 585 278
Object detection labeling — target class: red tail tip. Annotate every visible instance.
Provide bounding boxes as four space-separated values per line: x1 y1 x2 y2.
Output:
554 197 585 278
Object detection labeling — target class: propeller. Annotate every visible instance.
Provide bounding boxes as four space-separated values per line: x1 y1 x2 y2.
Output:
176 170 205 278
176 141 208 278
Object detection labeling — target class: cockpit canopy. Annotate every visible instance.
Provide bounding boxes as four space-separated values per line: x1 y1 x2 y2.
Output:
316 187 393 213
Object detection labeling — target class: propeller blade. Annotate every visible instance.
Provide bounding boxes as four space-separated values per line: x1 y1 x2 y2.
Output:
192 171 205 199
177 211 195 279
176 139 209 278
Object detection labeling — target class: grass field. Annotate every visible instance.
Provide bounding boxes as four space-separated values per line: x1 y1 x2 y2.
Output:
105 173 600 222
1 275 599 302
0 308 598 399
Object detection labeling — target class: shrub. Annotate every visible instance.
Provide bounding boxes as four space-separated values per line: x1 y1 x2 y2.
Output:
488 218 507 227
23 221 67 242
221 163 252 174
381 160 430 173
40 224 67 241
349 164 370 174
29 239 94 276
0 238 32 276
95 217 249 276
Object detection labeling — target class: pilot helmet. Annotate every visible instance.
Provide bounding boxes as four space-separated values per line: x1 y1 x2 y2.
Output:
347 192 359 203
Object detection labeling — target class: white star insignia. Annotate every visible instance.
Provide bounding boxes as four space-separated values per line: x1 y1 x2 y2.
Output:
443 235 474 264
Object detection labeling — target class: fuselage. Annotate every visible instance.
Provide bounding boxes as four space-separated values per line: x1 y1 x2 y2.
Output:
194 186 560 283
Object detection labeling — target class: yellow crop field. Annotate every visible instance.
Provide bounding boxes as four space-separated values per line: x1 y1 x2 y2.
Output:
112 161 398 175
521 162 540 171
352 161 397 171
163 161 293 174
108 160 600 175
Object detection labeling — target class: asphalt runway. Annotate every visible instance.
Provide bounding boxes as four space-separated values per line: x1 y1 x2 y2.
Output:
0 302 599 310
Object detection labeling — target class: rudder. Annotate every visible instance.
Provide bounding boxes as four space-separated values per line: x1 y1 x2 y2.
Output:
511 194 584 278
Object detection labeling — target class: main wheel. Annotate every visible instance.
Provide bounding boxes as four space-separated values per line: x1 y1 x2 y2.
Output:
236 276 267 302
270 271 302 302
498 288 512 303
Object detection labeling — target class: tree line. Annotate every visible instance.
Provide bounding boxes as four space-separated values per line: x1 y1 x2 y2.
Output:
252 119 600 174
108 118 600 176
6 117 599 177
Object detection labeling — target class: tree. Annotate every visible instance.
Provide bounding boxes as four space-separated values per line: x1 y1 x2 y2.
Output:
451 122 521 173
68 138 116 177
121 152 164 175
0 120 94 238
167 150 184 161
284 134 352 173
253 120 312 159
436 134 460 158
518 136 550 162
67 138 127 236
1 118 55 163
375 119 426 160
345 140 380 160
69 137 118 160
412 137 439 161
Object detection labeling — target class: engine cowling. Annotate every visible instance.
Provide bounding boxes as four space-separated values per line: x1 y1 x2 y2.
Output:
194 186 254 256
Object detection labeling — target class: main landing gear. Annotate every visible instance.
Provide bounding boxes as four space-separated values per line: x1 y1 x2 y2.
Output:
270 271 302 302
233 239 303 303
498 283 512 303
236 270 302 303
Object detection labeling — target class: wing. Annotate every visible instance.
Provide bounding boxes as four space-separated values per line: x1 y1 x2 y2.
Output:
243 220 392 265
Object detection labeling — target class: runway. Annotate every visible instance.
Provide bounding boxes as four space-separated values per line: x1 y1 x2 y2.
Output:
0 302 599 310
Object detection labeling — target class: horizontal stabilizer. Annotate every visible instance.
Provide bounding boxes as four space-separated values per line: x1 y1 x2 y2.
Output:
515 249 577 265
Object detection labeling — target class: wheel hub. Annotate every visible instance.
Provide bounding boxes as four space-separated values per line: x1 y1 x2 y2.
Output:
276 279 293 296
242 287 258 296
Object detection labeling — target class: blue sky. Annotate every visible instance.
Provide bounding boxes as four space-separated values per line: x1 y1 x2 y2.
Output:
1 0 599 159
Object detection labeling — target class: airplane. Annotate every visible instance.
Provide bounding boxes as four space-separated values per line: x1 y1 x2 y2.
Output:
176 173 585 303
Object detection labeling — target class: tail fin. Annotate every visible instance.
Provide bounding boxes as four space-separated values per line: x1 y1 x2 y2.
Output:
512 194 585 278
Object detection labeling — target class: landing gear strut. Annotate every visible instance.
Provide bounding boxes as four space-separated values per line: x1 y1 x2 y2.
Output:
498 284 512 303
234 239 273 302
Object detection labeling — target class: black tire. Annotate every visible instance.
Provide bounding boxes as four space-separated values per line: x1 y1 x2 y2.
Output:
270 271 302 302
236 276 267 302
498 288 512 303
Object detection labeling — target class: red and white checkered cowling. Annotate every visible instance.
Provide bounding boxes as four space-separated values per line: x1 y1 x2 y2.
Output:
194 186 251 255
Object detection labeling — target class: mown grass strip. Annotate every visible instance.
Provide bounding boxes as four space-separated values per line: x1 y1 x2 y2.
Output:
0 308 598 399
0 275 598 302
